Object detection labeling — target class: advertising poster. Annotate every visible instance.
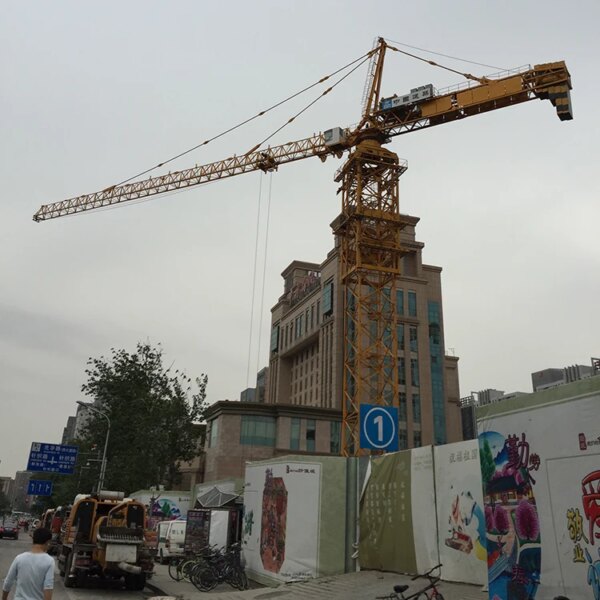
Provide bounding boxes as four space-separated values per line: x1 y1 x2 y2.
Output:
184 509 211 554
434 440 487 585
477 383 600 600
243 461 321 583
359 446 438 574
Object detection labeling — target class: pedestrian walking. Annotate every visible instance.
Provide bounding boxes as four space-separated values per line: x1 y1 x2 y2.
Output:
2 527 54 600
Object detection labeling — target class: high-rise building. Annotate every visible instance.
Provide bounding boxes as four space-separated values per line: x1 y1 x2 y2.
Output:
202 212 462 482
267 212 462 449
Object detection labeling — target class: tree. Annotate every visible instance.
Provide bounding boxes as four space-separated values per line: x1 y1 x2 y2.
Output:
80 342 208 494
480 437 496 488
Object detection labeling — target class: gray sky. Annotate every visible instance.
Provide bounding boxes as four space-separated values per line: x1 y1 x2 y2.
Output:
1 1 598 477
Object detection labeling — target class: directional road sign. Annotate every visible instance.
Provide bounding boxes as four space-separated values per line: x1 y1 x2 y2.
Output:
27 480 53 496
27 442 79 474
359 404 399 452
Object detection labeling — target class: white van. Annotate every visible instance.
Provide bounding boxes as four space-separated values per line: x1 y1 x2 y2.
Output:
156 519 187 563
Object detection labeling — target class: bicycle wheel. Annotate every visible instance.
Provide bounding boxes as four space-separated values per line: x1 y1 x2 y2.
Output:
430 592 445 600
180 558 197 582
168 558 183 581
191 564 218 592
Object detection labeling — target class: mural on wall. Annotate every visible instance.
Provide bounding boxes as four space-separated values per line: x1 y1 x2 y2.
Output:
479 431 542 600
152 497 182 519
547 452 600 600
564 469 600 599
434 440 487 585
243 461 321 583
260 468 288 573
477 388 600 599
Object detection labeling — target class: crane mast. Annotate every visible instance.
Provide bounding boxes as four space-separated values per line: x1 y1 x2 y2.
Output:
33 41 572 457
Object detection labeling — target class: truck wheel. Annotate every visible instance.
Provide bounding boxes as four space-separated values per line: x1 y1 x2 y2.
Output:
63 553 76 588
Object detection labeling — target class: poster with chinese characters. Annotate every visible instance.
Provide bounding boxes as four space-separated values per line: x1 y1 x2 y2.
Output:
359 446 438 574
477 382 600 600
434 440 487 585
243 461 321 584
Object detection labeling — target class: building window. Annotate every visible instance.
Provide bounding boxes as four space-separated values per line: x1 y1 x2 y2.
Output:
399 427 408 450
330 421 341 454
208 419 219 448
397 323 404 351
399 392 407 422
316 300 320 324
306 419 316 452
396 289 404 315
408 291 417 317
398 357 406 385
323 281 334 316
240 416 276 446
290 417 301 450
305 309 310 333
412 393 421 423
411 358 420 387
270 324 280 353
310 305 314 329
428 300 446 445
409 326 418 353
413 430 422 448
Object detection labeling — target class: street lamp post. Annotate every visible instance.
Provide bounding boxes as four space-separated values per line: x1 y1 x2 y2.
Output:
77 401 110 493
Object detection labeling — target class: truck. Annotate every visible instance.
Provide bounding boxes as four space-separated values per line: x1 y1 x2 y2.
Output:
57 491 154 590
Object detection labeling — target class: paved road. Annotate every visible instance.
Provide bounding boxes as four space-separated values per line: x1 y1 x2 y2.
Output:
1 534 488 600
0 534 159 599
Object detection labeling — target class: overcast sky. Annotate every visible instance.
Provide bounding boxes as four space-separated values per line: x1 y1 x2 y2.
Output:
1 1 598 477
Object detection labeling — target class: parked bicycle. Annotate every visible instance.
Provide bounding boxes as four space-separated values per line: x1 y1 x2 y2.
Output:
376 564 444 600
190 542 248 591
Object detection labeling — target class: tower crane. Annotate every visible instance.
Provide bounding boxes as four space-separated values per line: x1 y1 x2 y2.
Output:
33 39 572 456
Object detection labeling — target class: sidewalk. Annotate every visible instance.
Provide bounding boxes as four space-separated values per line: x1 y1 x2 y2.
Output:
147 565 487 600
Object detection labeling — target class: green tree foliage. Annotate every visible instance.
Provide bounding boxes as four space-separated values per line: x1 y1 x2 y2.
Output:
480 437 496 487
79 342 208 494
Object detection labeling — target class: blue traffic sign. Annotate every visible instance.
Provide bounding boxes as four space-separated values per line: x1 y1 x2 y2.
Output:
27 442 78 474
360 404 399 452
27 480 53 496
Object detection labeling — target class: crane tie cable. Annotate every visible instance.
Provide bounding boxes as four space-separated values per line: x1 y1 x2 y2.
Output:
385 42 493 84
245 53 373 155
384 38 506 71
114 49 376 187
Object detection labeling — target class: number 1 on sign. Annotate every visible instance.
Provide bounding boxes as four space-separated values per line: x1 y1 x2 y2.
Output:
374 415 383 442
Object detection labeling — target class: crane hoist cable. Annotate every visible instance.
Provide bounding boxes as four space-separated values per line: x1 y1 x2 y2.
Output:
255 172 273 378
246 172 264 389
114 49 375 188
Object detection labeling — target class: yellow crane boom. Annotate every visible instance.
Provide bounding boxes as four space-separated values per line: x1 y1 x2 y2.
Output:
33 57 571 223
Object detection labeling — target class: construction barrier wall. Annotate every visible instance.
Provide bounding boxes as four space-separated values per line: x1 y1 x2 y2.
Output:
242 455 347 586
359 446 438 574
434 439 487 585
477 378 600 600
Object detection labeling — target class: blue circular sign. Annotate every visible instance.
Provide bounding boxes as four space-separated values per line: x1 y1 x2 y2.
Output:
360 405 399 451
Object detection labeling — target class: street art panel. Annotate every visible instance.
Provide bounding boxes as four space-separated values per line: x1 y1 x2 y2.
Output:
243 461 321 583
434 440 487 585
477 385 600 600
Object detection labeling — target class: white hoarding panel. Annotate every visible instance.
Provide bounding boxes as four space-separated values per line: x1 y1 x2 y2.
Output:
410 446 439 573
434 440 487 585
478 391 600 600
243 461 321 583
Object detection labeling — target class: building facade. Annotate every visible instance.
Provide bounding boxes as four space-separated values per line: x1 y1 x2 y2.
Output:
267 213 462 449
203 401 341 481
